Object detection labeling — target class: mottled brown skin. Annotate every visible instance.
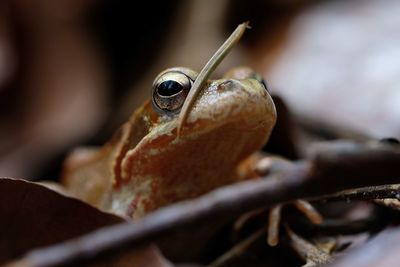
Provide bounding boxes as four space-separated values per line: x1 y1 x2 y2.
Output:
62 67 276 219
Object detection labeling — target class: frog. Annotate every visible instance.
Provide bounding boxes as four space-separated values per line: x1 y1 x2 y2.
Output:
62 64 276 219
61 23 278 220
60 24 324 252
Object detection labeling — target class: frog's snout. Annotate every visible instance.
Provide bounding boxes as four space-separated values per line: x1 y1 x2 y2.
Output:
186 77 276 133
229 78 276 130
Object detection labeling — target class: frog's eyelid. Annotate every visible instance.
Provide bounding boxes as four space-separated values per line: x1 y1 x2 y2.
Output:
154 71 192 88
176 22 250 137
153 68 198 86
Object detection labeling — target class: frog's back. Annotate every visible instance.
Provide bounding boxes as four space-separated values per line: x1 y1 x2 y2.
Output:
61 103 153 210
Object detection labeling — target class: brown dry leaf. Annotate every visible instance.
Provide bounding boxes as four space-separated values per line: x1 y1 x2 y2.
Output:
0 177 123 264
0 177 173 267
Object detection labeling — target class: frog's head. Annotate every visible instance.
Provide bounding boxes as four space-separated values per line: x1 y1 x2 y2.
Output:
111 66 276 217
151 66 275 135
111 23 277 218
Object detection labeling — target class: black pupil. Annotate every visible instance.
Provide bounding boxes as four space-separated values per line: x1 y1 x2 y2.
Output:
157 80 184 96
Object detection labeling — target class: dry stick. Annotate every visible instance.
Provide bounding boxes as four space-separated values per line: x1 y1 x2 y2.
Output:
177 22 249 136
285 225 333 267
311 184 400 203
267 205 282 246
374 198 400 210
294 200 323 224
6 140 400 267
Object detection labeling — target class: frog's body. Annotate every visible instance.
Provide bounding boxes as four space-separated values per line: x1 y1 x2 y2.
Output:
62 66 276 219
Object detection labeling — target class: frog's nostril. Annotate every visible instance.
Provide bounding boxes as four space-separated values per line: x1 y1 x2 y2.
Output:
221 80 234 86
218 80 235 91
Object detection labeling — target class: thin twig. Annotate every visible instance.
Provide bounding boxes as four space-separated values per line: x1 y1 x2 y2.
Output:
294 200 323 224
267 205 282 246
285 225 333 266
177 22 249 135
312 184 400 203
374 198 400 210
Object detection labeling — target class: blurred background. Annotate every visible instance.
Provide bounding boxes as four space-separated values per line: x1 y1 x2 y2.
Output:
0 0 399 180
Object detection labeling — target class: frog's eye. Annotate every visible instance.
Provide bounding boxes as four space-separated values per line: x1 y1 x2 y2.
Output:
152 70 194 114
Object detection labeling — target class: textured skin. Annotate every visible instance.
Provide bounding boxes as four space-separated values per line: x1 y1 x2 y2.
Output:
62 68 276 219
